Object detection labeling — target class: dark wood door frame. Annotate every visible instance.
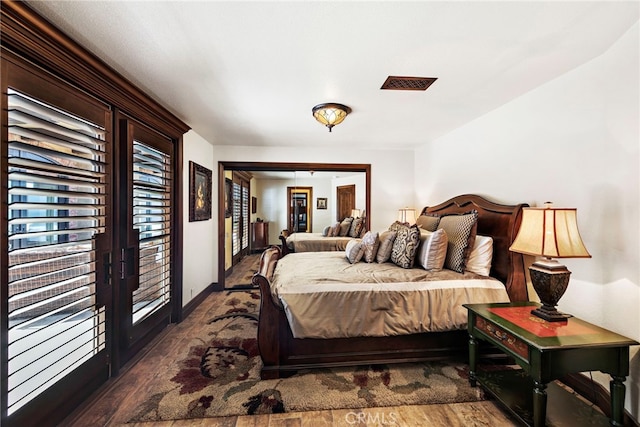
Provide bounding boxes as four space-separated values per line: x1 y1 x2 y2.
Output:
218 162 371 289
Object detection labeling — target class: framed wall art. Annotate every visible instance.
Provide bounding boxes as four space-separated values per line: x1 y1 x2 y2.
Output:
189 161 212 221
317 197 327 210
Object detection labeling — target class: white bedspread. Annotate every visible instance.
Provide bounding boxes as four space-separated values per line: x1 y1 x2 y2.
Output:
271 252 510 339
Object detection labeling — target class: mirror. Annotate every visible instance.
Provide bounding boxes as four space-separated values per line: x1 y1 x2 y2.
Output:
218 162 371 289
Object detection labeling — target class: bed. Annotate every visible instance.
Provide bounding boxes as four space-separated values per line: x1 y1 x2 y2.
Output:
279 216 367 256
252 194 529 379
278 231 353 256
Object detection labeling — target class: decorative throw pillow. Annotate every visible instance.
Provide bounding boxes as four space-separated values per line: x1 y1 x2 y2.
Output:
349 217 364 238
328 222 340 237
388 221 406 232
361 231 380 263
390 224 421 269
465 235 494 276
322 225 331 237
376 230 397 263
339 217 354 237
415 228 448 271
415 214 440 232
345 239 364 264
437 210 479 273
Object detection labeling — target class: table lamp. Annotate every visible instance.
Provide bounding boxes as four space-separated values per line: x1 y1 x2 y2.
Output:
351 209 362 218
397 208 417 225
509 203 591 321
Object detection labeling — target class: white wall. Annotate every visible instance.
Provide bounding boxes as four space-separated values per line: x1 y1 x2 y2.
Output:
182 130 216 306
415 23 639 420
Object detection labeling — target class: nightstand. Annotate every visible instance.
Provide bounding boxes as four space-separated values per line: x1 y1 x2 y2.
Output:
464 302 638 427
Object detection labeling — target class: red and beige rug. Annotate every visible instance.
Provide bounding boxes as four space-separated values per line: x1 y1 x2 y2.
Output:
128 290 486 422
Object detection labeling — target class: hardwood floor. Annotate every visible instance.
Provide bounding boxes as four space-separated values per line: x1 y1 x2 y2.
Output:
61 254 520 427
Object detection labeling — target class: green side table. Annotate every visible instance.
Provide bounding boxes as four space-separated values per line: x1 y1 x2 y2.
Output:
464 302 638 427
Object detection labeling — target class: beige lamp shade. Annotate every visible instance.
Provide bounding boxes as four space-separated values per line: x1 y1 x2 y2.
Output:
351 209 361 218
397 208 417 225
510 207 591 258
312 103 351 132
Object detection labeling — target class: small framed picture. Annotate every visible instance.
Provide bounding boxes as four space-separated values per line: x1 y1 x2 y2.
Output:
189 161 212 222
317 197 327 210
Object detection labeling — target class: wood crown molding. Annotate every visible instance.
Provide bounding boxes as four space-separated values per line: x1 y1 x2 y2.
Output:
0 0 190 138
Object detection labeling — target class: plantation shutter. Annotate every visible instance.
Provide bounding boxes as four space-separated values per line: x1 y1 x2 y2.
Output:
232 181 241 256
241 183 249 251
6 89 108 414
131 141 172 324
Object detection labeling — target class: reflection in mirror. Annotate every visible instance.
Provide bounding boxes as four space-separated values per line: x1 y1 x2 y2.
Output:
219 162 370 289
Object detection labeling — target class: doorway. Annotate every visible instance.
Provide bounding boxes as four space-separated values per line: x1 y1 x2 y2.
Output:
287 187 313 233
336 184 356 222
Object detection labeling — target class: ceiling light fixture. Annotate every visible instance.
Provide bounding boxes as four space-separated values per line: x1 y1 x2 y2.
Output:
312 103 351 132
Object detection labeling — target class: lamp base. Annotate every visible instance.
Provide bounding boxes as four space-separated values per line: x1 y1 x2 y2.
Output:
530 305 572 322
529 261 572 323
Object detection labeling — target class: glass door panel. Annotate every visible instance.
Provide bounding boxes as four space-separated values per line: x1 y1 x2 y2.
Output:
5 87 110 417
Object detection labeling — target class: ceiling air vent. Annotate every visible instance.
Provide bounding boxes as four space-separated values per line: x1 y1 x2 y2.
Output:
380 76 437 91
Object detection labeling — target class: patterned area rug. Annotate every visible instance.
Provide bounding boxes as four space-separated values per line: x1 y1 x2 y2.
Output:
128 290 486 422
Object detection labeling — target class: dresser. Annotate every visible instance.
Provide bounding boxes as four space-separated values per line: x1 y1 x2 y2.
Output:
251 222 269 252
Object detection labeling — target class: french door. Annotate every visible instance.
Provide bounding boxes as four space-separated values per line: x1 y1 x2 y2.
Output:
116 117 174 366
2 56 113 426
1 55 180 426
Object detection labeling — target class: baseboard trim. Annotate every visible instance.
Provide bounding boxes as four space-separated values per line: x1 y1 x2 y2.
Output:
562 372 639 427
181 282 223 319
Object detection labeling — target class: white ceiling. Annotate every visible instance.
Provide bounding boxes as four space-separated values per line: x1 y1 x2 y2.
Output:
26 1 638 150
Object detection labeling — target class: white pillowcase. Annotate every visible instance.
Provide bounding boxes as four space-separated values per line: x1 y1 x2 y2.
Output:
465 235 493 276
415 228 448 271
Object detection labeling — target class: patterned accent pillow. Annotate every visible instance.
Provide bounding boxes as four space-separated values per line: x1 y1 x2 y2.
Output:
345 239 364 264
465 235 494 276
388 221 406 232
349 217 364 237
390 224 421 269
376 230 397 263
437 210 479 273
339 217 354 237
415 228 448 271
361 231 380 263
328 222 340 237
416 214 440 232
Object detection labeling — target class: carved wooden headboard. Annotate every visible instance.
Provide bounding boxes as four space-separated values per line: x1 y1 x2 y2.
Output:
421 194 529 301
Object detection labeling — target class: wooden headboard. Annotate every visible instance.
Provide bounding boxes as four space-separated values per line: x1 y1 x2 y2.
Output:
421 194 529 302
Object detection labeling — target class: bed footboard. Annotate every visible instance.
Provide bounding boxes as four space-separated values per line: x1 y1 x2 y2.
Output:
251 246 289 379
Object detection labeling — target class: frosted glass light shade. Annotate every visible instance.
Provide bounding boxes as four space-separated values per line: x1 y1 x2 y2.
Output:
312 103 351 132
510 207 591 258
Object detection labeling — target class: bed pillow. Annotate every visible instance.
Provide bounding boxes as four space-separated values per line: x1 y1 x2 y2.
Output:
415 228 448 271
339 217 354 237
436 210 478 273
328 222 340 237
322 225 331 237
388 221 406 232
361 231 380 263
390 224 421 269
345 239 364 264
349 217 365 238
465 235 494 276
415 214 440 232
376 230 397 263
